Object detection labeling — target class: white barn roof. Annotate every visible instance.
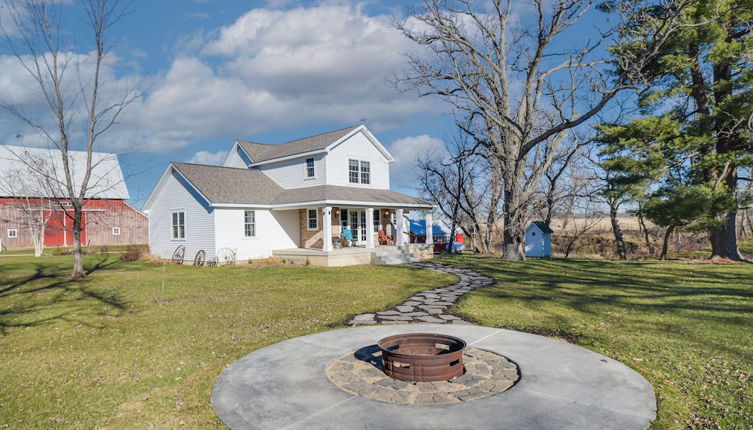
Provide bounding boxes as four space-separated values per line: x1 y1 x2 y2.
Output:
0 145 129 199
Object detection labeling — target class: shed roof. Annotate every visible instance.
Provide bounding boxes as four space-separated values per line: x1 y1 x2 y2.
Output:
0 145 129 199
528 221 554 234
171 162 431 208
237 125 359 163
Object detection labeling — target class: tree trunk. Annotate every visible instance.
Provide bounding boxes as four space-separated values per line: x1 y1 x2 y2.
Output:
710 211 742 260
659 225 675 260
637 207 655 255
610 202 627 260
501 190 525 260
71 203 86 278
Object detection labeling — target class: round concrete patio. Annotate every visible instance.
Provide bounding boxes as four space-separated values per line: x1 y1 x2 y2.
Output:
211 324 656 430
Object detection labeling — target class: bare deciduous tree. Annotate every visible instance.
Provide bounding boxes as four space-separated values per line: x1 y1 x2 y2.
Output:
1 0 136 277
397 0 687 260
0 162 54 257
418 134 501 253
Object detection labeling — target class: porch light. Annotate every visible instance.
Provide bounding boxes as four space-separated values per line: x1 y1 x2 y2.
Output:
334 208 340 216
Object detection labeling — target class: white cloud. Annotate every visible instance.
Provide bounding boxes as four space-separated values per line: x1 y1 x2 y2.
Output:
119 4 435 151
1 4 438 154
187 149 228 165
388 135 447 191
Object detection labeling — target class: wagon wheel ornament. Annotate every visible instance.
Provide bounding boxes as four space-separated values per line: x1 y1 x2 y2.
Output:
193 249 206 267
171 245 185 265
216 248 236 266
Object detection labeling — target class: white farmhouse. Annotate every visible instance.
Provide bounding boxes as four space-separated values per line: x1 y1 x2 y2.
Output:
525 221 553 258
143 125 435 266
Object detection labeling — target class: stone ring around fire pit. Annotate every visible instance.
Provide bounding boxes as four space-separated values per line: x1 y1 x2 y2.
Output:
326 343 519 405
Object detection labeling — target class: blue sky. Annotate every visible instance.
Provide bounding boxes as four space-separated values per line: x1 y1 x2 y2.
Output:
0 0 614 208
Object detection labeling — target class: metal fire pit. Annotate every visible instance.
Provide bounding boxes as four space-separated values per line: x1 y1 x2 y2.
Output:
378 333 466 382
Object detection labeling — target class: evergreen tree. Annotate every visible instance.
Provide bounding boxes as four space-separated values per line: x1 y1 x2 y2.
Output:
600 0 753 260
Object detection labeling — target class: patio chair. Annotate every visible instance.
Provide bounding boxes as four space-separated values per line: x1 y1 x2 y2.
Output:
378 229 393 245
342 228 354 247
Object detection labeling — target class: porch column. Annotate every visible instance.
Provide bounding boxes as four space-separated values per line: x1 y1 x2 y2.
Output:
322 206 333 251
396 208 405 246
425 210 433 245
366 207 375 248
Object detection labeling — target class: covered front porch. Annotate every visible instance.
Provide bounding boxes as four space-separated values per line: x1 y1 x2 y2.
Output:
272 203 435 266
296 205 435 252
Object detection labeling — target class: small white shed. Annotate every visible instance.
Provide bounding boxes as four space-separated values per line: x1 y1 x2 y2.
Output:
525 221 553 258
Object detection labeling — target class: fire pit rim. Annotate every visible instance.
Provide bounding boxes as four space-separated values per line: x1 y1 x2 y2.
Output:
376 333 467 358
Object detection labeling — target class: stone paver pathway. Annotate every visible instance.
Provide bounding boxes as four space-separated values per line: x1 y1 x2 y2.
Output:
346 262 494 326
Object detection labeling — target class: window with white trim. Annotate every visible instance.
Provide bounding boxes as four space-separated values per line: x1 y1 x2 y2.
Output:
112 227 121 236
244 210 256 237
348 159 371 184
305 158 315 178
373 209 381 232
307 209 318 230
171 211 185 239
348 159 359 183
360 161 370 184
8 228 17 238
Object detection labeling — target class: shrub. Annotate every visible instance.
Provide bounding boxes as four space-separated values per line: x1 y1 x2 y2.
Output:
121 246 144 262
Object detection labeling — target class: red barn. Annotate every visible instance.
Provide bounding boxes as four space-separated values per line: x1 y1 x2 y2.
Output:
0 145 148 252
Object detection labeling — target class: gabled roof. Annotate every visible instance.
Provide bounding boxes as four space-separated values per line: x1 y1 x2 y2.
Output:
528 221 553 234
237 125 360 164
0 145 129 199
164 162 431 208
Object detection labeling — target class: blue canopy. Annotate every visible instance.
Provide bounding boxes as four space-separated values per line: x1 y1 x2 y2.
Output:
409 220 448 236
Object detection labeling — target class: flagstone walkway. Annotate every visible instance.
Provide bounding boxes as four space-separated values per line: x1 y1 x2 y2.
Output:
346 262 494 326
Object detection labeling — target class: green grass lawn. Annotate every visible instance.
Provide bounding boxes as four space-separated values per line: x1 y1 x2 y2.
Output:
434 255 752 430
0 255 455 429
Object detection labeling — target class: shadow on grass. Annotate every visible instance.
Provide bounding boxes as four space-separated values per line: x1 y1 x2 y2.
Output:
439 256 753 361
0 256 127 335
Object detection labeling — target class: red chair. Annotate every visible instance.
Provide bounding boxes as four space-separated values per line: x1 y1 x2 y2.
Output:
378 229 393 245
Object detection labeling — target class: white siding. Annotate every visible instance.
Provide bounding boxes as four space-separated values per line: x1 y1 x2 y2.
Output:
258 154 326 189
325 131 390 189
223 145 250 168
148 171 216 261
214 208 299 260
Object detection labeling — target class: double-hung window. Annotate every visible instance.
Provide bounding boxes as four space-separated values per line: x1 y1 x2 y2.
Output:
244 210 256 237
360 161 370 184
7 228 17 238
349 159 360 183
348 159 371 185
373 209 380 232
305 158 315 178
171 211 185 239
307 209 318 230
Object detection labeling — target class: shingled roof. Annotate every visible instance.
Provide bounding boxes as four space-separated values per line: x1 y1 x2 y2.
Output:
237 125 360 163
171 162 431 207
172 163 284 205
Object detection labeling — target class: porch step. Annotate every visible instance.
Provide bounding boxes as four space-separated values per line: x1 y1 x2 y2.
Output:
373 248 421 265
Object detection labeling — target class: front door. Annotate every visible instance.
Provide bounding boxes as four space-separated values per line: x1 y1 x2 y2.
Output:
347 209 367 245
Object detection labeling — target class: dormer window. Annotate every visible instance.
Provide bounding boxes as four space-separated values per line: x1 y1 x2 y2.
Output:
305 158 315 178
